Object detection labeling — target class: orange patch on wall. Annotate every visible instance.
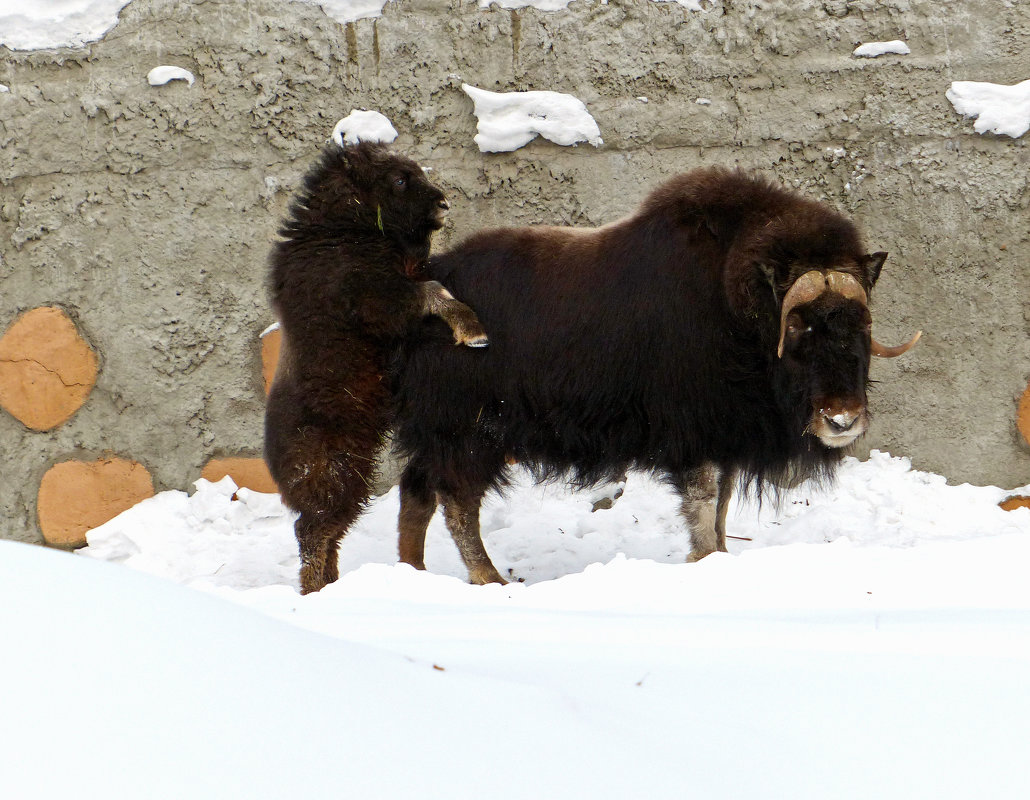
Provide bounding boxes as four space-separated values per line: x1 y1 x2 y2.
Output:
1018 381 1030 448
261 326 281 394
1000 496 1030 512
38 458 155 548
202 457 279 494
0 307 98 430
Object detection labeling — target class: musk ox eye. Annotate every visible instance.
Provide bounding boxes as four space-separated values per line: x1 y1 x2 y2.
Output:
394 175 408 188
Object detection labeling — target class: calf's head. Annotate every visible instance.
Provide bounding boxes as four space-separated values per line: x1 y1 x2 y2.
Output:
307 141 450 275
775 260 920 449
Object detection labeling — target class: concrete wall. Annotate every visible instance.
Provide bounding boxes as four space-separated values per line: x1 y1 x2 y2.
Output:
2 0 1028 545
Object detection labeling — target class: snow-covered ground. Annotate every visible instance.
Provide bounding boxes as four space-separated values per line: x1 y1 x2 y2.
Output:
4 452 1030 798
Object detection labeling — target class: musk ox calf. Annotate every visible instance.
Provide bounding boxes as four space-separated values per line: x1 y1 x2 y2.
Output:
264 141 488 594
389 167 920 584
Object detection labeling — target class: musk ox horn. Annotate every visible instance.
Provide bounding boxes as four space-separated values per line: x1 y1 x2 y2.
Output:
825 271 868 304
827 269 921 357
777 269 921 360
776 270 830 358
826 269 922 357
871 330 922 358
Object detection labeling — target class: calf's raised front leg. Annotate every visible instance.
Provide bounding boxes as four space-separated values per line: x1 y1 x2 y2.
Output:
417 280 489 348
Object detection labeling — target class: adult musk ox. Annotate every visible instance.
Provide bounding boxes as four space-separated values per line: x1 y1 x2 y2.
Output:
390 167 920 585
264 141 488 594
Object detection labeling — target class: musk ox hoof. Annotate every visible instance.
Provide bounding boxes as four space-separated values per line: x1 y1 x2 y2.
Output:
467 564 507 585
465 335 490 348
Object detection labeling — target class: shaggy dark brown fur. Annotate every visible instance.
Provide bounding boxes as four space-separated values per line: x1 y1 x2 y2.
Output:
388 167 918 584
264 141 487 594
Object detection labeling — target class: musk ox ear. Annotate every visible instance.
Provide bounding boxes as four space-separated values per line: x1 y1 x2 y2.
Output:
862 252 888 287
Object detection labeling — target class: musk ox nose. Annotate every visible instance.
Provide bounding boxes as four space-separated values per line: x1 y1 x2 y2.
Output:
824 412 857 433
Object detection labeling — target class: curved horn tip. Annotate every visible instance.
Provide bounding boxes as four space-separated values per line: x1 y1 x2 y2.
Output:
872 329 922 358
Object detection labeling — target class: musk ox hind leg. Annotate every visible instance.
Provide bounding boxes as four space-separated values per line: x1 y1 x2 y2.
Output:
677 464 736 562
440 491 507 585
270 428 381 594
295 512 356 594
417 281 489 348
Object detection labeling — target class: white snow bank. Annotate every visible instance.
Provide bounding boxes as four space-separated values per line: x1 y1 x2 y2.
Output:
947 78 1030 138
0 0 131 50
4 540 691 800
81 451 1030 592
10 447 1030 799
146 66 195 87
853 40 911 57
331 109 399 146
462 83 603 153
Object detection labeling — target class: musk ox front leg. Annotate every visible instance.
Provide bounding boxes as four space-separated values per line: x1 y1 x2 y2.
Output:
397 471 436 571
677 464 736 562
417 281 489 348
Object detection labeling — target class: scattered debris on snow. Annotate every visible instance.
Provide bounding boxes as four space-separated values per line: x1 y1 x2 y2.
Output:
331 109 399 146
462 83 603 153
946 79 1030 138
695 97 712 105
853 40 911 58
146 66 195 87
636 97 650 103
0 84 9 93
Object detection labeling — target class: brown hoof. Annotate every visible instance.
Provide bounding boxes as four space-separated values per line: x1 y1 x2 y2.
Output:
467 565 508 585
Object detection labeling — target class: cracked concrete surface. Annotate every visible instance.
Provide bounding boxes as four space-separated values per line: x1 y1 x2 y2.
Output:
0 0 1028 543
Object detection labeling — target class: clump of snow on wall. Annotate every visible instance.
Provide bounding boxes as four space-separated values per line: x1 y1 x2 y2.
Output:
853 40 910 58
331 109 399 146
0 0 131 50
304 0 390 25
477 0 575 10
486 0 703 9
147 66 195 87
462 84 603 153
947 79 1030 138
652 0 704 12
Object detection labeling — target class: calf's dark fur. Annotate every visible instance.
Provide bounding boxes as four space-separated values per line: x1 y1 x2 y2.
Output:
264 142 487 594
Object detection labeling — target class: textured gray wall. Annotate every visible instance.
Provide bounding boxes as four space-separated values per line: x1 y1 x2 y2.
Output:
1 0 1028 543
